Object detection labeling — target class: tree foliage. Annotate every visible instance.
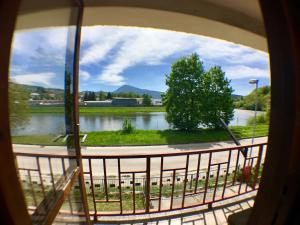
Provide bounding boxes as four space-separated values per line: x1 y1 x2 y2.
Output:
106 92 112 99
163 53 234 130
199 66 234 127
234 86 270 111
98 91 106 101
83 91 96 101
142 94 152 106
9 82 31 129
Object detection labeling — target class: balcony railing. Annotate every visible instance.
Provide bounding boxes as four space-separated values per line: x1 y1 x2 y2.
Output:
14 142 267 220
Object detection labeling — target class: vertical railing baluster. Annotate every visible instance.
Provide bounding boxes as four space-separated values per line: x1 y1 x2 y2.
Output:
103 158 108 202
238 152 248 194
194 153 201 193
252 144 264 188
61 158 66 176
117 158 122 214
158 156 164 211
48 157 56 192
232 149 241 185
27 170 37 207
36 157 46 199
132 172 136 213
189 174 193 190
246 157 255 192
222 150 232 198
213 164 221 201
88 158 97 217
170 169 176 209
203 152 212 204
145 157 151 213
182 154 190 208
61 157 73 214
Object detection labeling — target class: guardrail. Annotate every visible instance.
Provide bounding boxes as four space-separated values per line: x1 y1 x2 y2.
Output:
15 143 267 220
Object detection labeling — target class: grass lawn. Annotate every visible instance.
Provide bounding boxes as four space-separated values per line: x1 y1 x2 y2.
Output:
12 125 268 146
22 165 263 212
30 106 165 114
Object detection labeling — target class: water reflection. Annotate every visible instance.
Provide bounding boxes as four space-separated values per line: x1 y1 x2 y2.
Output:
13 110 263 135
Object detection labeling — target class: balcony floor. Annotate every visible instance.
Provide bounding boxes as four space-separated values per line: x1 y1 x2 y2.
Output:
95 192 255 225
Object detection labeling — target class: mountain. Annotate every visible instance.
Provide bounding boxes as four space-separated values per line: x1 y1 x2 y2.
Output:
17 83 64 100
234 86 270 111
232 94 243 101
20 84 64 93
114 85 163 99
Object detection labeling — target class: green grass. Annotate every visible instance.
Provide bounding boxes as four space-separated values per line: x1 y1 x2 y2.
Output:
30 106 165 114
22 165 264 212
12 125 268 146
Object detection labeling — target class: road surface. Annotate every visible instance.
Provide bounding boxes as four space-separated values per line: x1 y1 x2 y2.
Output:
14 137 268 180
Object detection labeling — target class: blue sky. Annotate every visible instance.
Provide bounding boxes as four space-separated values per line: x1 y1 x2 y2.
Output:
10 26 270 96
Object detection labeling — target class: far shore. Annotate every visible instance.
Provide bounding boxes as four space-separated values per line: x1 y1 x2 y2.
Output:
29 106 165 114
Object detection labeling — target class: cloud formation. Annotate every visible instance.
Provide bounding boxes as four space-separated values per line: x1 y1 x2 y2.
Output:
12 72 56 87
11 26 270 92
80 26 269 86
224 65 270 80
80 70 91 81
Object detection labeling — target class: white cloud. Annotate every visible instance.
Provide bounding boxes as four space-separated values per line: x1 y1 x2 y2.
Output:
80 26 127 65
13 28 68 55
193 36 268 65
224 65 270 80
80 42 118 65
11 72 56 86
79 26 269 85
80 70 91 81
98 72 125 86
11 26 270 88
91 27 196 85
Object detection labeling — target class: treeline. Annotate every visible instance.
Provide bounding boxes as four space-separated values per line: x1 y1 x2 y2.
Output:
82 91 142 101
234 86 270 111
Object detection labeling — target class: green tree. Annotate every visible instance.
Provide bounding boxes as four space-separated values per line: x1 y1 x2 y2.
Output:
163 53 204 130
142 94 152 106
83 92 88 101
90 91 96 101
199 66 234 127
9 82 30 129
106 92 112 99
234 86 270 111
98 91 106 101
163 53 234 130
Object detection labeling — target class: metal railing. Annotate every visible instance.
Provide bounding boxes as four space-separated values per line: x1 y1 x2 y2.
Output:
15 142 267 220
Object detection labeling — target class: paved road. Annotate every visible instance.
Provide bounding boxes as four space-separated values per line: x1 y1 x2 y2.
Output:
14 137 268 179
13 137 267 155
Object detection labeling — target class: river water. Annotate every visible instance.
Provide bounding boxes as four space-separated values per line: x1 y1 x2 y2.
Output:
13 109 263 135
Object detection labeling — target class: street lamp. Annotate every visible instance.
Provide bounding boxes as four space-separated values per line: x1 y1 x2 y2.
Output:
249 79 259 157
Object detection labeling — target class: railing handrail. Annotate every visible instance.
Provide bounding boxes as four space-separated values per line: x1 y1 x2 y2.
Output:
14 142 268 158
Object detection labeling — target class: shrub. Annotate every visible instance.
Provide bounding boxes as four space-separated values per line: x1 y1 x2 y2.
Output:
247 113 269 125
122 119 135 134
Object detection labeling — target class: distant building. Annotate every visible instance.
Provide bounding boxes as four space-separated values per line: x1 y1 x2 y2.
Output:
83 100 112 107
152 98 163 106
30 93 40 100
29 100 64 106
112 98 142 106
48 93 56 98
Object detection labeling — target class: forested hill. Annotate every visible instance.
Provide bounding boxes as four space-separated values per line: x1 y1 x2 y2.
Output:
234 86 270 111
114 85 162 99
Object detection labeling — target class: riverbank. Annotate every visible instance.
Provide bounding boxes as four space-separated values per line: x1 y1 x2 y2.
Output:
12 125 268 146
30 106 165 114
